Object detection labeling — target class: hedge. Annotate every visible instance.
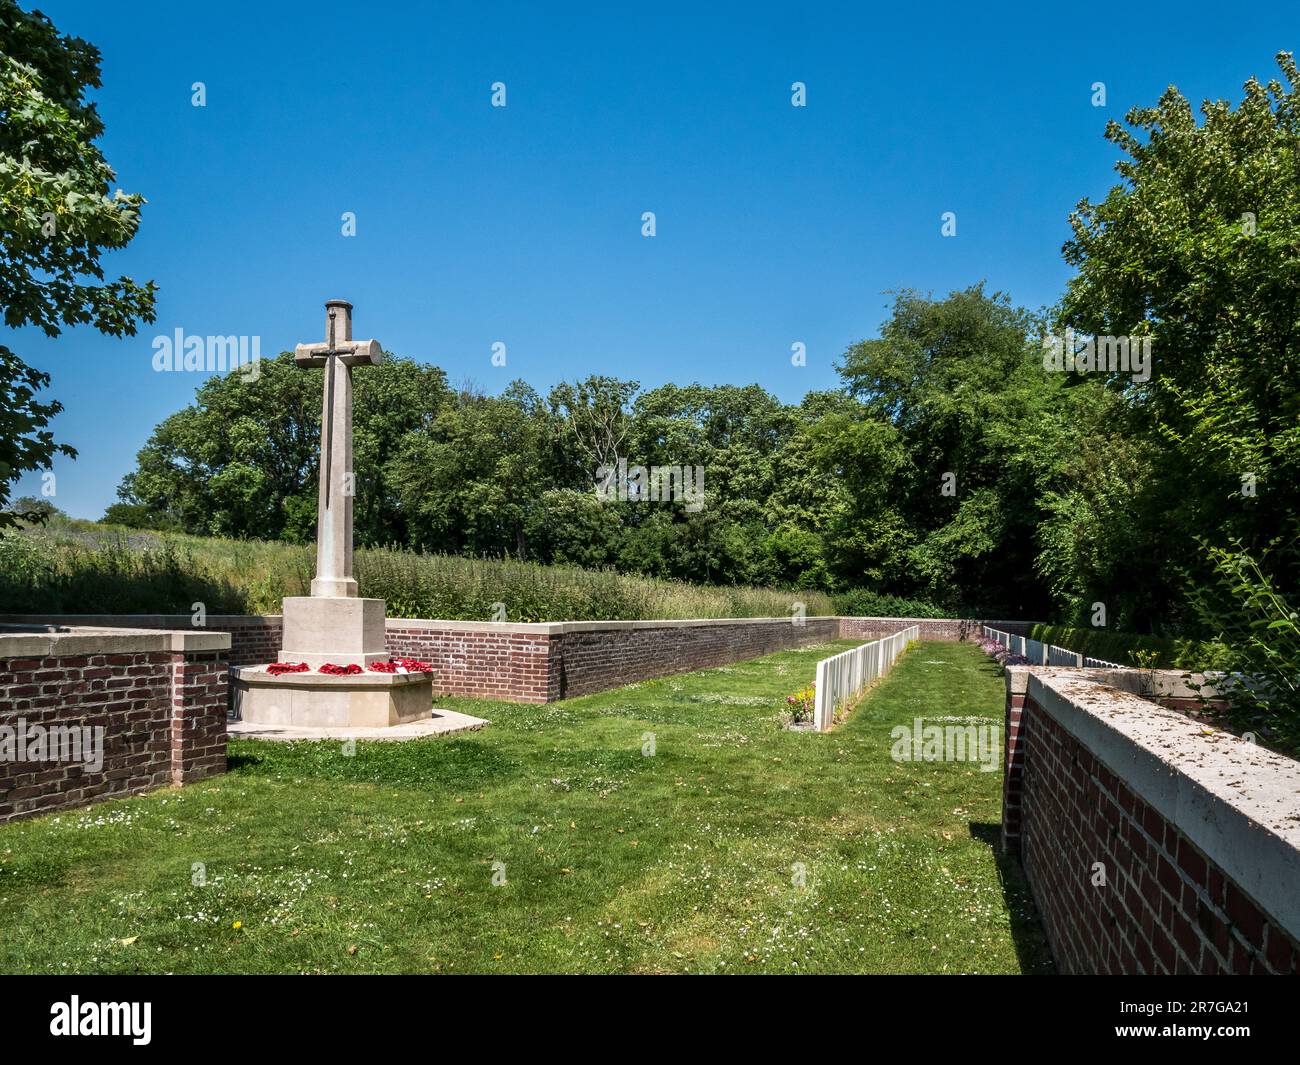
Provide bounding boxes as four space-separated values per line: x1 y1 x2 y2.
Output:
1026 624 1234 670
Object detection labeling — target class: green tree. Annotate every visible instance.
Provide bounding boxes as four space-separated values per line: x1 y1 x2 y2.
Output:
830 285 1074 613
0 1 155 521
1059 52 1300 625
116 352 449 541
389 381 547 558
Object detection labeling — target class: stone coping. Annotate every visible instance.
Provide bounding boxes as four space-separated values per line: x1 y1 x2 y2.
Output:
232 665 431 689
1025 669 1300 941
1 612 1035 637
0 624 229 657
383 615 844 634
388 615 1034 634
1005 663 1229 701
0 613 279 628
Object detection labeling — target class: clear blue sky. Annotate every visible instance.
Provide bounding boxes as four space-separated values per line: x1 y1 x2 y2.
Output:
10 0 1298 517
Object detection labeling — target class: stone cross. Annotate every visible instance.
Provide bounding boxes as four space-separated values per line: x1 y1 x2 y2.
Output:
294 299 383 598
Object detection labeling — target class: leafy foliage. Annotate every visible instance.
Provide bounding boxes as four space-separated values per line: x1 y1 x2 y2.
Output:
1187 541 1300 750
1059 51 1300 626
0 0 155 521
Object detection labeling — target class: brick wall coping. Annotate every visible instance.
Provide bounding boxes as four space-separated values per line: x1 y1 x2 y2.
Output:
385 615 842 635
1004 663 1231 700
1023 667 1300 941
1 612 1038 635
387 615 1038 635
0 613 277 629
0 624 229 657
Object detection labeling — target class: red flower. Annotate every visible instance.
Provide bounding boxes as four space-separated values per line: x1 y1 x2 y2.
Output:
318 663 363 675
366 658 435 674
266 662 310 675
392 658 434 673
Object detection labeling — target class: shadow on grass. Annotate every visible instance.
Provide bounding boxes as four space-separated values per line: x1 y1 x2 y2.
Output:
969 821 1055 975
226 753 263 772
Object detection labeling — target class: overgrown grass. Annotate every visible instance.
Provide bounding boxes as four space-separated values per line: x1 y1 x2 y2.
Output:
0 522 833 622
0 640 1048 974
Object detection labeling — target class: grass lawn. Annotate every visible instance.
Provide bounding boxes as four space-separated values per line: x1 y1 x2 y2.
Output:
0 639 1051 974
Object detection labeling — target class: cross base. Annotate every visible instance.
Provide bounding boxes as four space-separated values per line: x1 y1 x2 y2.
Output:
311 576 359 597
279 595 387 668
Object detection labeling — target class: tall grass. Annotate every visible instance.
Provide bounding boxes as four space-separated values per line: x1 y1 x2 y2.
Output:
0 524 833 622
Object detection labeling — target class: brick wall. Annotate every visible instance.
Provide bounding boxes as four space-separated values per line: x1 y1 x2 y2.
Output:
2 613 1020 705
554 617 841 699
1003 667 1300 974
0 629 230 823
0 615 281 667
839 616 1031 641
386 624 557 702
386 617 841 701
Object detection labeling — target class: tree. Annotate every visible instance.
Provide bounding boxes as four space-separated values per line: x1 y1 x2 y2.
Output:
115 352 449 541
829 286 1075 614
1059 52 1300 625
0 1 156 521
388 381 547 558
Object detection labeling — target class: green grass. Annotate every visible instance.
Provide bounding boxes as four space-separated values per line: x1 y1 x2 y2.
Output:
0 521 834 621
0 640 1049 974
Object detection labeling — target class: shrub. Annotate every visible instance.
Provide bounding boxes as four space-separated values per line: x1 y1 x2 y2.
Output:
1025 624 1232 670
833 588 947 619
1187 543 1300 753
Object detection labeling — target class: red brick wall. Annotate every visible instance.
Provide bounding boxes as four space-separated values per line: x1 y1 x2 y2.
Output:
0 647 228 824
0 615 281 667
1009 687 1300 975
4 613 1030 706
217 617 282 665
838 617 1030 641
553 618 841 699
386 625 557 702
169 652 229 783
386 618 841 702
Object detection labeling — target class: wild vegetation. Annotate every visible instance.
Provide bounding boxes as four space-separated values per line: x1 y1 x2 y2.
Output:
0 520 833 622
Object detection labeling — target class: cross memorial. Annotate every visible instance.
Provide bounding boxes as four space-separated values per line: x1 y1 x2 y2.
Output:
293 299 381 598
276 299 389 667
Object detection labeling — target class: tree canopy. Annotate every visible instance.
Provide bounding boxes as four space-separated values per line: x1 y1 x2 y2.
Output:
0 0 156 523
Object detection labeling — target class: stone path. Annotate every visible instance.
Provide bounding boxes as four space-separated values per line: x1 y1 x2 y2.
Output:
227 708 488 742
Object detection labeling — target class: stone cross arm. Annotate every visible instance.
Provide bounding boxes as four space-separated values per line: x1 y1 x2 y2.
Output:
294 338 383 367
294 299 384 367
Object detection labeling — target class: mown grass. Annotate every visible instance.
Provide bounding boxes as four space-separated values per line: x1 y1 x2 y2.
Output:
0 521 833 621
0 640 1049 974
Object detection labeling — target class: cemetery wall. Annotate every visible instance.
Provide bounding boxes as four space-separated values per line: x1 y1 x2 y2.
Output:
0 614 280 666
1002 666 1300 974
838 616 1031 641
0 627 229 824
3 613 1027 704
385 617 843 701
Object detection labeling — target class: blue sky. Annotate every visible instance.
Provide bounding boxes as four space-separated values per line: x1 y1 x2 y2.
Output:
11 0 1298 517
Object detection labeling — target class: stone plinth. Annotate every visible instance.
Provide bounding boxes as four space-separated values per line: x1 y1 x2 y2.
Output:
232 666 433 729
279 596 386 668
